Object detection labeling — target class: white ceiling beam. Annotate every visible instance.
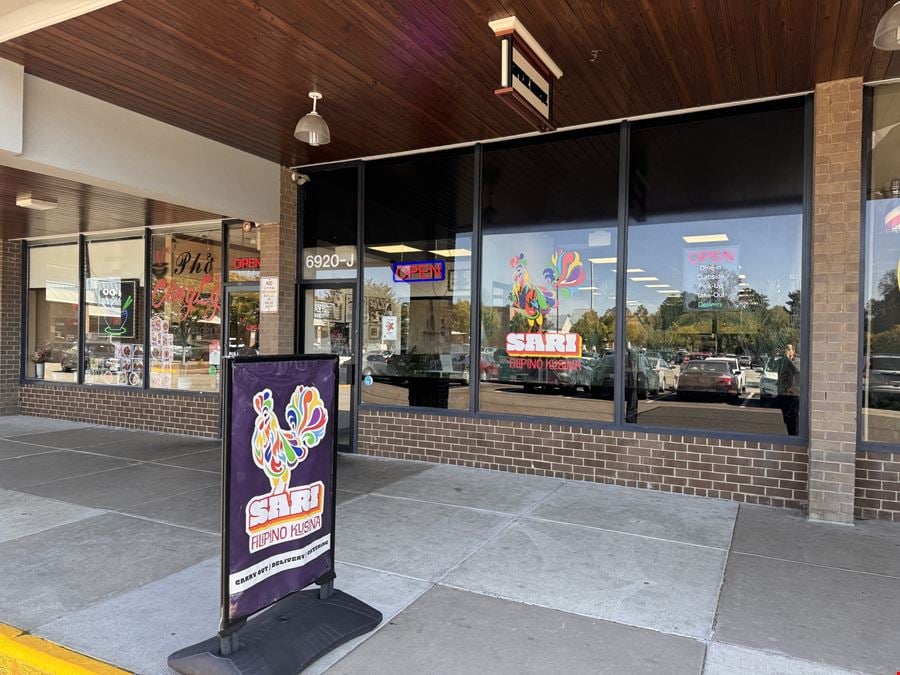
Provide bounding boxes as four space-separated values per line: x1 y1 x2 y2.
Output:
0 57 22 153
0 0 121 43
0 66 280 222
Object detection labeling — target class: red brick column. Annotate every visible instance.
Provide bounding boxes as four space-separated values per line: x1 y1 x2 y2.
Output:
808 78 863 524
0 240 21 415
258 166 297 355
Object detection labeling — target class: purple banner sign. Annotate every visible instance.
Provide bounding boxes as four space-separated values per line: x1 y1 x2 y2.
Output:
223 356 337 626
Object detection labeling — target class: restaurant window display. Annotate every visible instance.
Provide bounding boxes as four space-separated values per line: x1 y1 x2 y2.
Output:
479 129 620 422
83 238 146 386
625 100 806 436
862 83 900 444
362 150 473 409
150 227 222 392
26 242 79 382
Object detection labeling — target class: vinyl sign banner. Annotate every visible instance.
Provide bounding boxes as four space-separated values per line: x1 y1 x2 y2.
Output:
222 355 338 627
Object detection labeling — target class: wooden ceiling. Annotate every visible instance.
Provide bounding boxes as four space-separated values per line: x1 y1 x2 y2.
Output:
0 165 220 238
0 0 895 167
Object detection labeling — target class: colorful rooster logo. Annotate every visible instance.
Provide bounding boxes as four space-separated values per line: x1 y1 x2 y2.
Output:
251 386 328 494
510 250 584 331
509 253 555 332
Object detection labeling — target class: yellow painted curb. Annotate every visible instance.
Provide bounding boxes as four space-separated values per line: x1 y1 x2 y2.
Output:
0 624 130 674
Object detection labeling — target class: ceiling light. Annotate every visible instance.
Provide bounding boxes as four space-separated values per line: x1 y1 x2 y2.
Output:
294 92 331 146
369 244 422 254
682 234 728 243
631 276 658 282
16 194 57 211
646 284 669 288
626 268 644 273
580 286 599 290
658 290 680 294
738 274 746 279
429 248 471 257
588 257 616 264
875 2 900 50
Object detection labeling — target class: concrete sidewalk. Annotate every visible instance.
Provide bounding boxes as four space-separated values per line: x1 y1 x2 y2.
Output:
0 416 897 674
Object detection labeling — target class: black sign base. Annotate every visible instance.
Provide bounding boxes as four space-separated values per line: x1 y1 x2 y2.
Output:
167 589 382 675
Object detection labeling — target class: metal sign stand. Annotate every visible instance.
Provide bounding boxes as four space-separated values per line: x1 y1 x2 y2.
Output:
168 355 382 675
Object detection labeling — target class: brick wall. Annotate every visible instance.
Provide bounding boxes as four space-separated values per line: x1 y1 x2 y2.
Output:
19 384 220 437
259 166 297 355
359 410 809 509
855 451 900 522
808 78 863 524
0 240 21 415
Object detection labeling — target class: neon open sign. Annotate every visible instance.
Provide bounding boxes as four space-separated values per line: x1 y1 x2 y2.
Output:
233 257 261 269
392 260 445 283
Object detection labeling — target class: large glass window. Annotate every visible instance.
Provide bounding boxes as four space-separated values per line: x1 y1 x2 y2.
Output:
362 150 473 409
150 227 222 391
625 101 805 436
479 129 620 422
83 238 146 386
862 82 900 444
26 243 79 382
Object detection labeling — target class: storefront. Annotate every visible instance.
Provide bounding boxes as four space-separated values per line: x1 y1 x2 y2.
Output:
292 96 812 496
18 219 262 435
6 81 898 524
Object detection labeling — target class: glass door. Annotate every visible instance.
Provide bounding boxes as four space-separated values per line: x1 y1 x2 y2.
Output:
223 286 260 358
303 286 355 451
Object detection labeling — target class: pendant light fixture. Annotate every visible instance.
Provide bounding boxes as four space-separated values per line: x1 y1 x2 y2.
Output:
294 92 331 146
875 2 900 50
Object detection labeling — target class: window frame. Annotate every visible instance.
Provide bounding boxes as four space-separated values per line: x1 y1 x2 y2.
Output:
21 222 229 399
856 84 896 453
350 97 813 446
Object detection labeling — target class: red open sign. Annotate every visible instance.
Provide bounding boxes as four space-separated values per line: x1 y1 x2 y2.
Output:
233 257 261 270
392 260 445 283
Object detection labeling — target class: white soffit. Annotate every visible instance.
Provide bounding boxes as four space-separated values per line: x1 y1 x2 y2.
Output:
0 0 121 43
0 69 280 223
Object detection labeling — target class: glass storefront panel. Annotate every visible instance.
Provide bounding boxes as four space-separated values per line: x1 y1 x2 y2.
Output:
625 101 805 435
227 221 261 282
303 287 354 448
479 130 619 422
862 82 900 443
149 227 222 391
362 150 473 409
225 287 260 357
83 238 145 387
27 243 79 382
300 167 358 281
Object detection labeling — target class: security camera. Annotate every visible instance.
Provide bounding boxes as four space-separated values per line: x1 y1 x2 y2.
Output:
290 170 310 186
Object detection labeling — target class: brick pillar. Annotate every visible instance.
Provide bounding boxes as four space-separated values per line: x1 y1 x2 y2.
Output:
0 240 21 414
258 166 297 355
808 78 863 524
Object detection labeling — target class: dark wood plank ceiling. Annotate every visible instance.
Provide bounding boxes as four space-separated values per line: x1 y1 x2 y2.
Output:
0 165 221 238
0 0 895 168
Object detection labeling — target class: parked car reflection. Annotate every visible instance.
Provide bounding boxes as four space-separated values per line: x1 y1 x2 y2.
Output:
864 354 900 408
588 352 658 399
759 356 781 402
676 359 741 401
